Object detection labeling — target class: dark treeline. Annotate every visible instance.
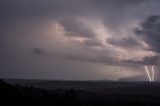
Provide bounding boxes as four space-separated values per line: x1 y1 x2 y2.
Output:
1 79 160 106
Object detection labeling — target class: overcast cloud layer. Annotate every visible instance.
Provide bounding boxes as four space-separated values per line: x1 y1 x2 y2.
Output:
1 0 160 80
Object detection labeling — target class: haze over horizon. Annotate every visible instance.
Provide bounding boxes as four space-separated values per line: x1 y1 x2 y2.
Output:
1 0 160 81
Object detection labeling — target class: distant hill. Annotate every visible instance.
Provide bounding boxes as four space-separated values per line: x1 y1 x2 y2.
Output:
3 78 159 92
4 79 114 91
118 75 149 81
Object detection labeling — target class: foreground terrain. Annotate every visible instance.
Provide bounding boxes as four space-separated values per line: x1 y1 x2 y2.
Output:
1 79 160 106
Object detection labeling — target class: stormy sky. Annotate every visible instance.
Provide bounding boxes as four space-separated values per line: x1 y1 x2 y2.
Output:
1 0 160 80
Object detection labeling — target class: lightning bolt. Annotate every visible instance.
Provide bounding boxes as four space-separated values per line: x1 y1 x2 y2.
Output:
145 65 152 82
144 65 156 82
151 65 155 81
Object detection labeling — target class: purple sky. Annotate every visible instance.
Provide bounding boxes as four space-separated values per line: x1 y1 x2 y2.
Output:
1 0 160 80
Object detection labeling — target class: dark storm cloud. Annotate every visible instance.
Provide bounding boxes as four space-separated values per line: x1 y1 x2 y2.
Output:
83 39 103 47
135 15 160 52
92 0 146 32
33 48 45 55
143 56 159 65
0 0 151 39
0 0 92 33
66 55 122 66
59 18 96 38
106 37 142 49
0 0 145 31
32 48 136 67
1 0 85 18
124 56 159 65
